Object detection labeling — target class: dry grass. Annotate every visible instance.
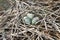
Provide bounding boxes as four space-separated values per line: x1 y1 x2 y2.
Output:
0 0 60 40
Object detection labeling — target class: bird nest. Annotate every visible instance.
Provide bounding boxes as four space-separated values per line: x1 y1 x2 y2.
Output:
0 0 60 40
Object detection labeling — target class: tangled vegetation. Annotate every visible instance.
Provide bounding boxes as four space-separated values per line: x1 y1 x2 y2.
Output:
0 0 60 40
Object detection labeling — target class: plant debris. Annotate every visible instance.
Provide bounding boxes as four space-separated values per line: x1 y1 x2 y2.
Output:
0 0 60 40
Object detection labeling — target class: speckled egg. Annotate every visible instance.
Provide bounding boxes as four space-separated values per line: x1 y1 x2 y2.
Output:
32 17 39 24
27 13 34 19
23 16 31 25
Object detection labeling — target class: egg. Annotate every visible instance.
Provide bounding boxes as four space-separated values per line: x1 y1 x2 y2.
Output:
27 13 34 19
23 16 31 25
32 17 39 24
